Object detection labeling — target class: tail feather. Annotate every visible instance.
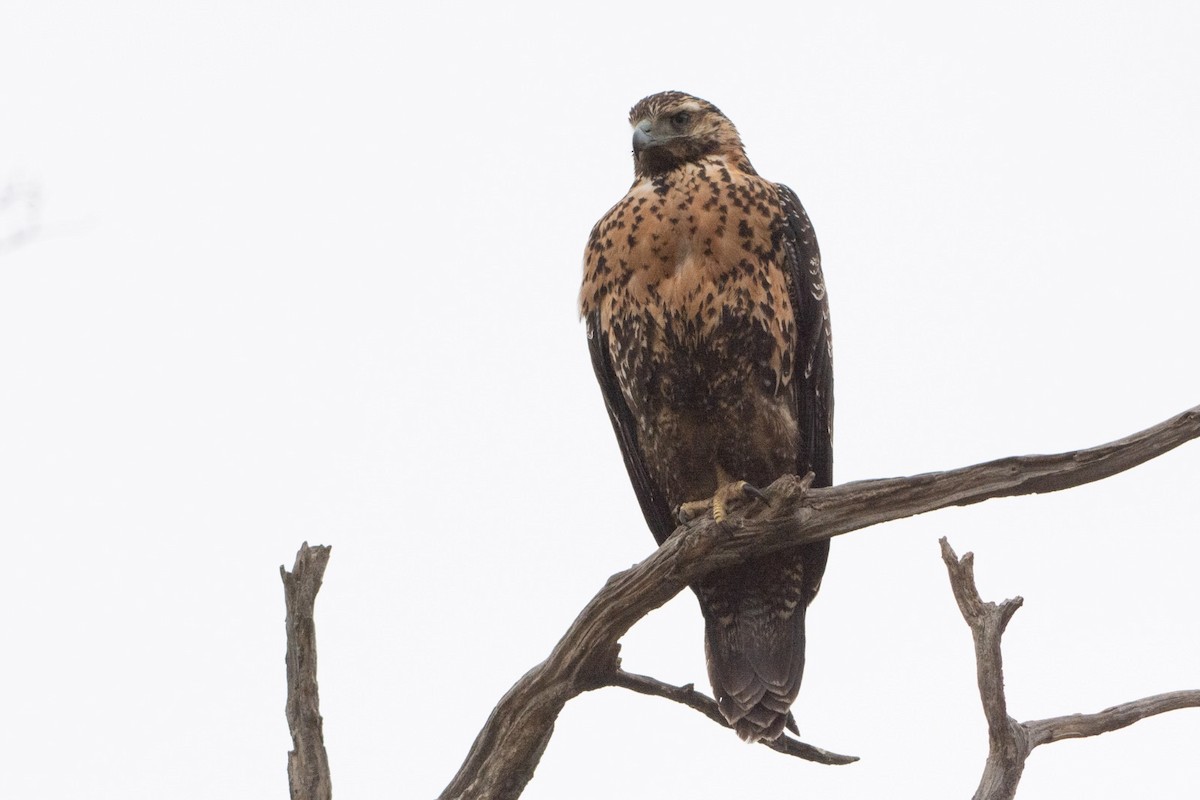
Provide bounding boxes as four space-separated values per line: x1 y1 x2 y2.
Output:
698 546 824 743
705 604 808 742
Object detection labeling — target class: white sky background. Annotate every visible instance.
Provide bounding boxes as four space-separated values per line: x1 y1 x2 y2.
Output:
2 2 1198 798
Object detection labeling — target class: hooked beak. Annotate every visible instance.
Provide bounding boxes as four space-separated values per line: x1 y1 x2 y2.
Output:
632 119 656 153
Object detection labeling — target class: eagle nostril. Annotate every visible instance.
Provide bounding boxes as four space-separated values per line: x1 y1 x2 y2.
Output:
632 126 655 153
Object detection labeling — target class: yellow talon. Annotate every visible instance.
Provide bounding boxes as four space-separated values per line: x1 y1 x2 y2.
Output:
712 480 746 522
676 480 767 525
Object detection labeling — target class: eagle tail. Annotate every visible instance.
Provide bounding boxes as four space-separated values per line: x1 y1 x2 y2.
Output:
699 554 816 743
704 605 808 743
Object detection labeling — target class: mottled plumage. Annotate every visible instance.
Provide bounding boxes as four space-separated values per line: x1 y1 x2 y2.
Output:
580 92 833 742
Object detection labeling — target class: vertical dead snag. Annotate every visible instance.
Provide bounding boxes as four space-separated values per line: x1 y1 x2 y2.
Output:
281 543 333 800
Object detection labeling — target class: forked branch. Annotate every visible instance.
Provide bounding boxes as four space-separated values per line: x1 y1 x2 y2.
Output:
609 669 857 764
271 408 1200 797
439 405 1200 799
939 538 1200 800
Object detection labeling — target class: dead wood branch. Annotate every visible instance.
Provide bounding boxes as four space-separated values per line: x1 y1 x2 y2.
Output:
939 538 1200 800
439 404 1199 800
609 669 858 765
1026 692 1200 746
281 543 333 800
940 538 1030 799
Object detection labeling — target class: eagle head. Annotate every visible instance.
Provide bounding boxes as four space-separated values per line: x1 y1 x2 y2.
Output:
627 91 751 178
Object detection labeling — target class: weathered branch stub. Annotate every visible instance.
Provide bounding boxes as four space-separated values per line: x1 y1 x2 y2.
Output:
282 542 333 800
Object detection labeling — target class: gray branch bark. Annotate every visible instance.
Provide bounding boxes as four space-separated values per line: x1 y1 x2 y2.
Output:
608 669 857 764
439 404 1200 800
1026 692 1200 746
939 539 1200 800
281 542 333 800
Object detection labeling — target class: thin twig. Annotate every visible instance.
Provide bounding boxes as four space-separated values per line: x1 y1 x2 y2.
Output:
609 669 858 765
1026 691 1200 747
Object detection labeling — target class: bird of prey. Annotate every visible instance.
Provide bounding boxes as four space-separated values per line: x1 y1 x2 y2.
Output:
579 91 833 743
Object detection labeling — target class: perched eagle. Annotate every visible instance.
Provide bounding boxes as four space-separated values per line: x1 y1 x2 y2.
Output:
580 91 833 743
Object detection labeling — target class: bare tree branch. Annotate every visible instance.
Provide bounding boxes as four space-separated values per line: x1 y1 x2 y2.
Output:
939 539 1200 800
939 538 1031 800
281 543 333 800
609 669 858 765
439 404 1200 800
1026 691 1200 746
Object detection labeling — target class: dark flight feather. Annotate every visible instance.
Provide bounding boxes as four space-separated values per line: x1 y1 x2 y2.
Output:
585 312 677 545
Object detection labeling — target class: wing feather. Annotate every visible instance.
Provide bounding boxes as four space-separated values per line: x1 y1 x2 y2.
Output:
777 183 834 489
585 311 677 545
776 183 833 603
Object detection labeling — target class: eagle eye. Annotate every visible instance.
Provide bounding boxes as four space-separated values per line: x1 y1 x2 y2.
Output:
670 110 692 127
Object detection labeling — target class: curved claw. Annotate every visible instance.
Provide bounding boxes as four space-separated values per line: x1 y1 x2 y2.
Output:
677 480 771 524
675 499 712 525
713 480 767 522
740 482 770 505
